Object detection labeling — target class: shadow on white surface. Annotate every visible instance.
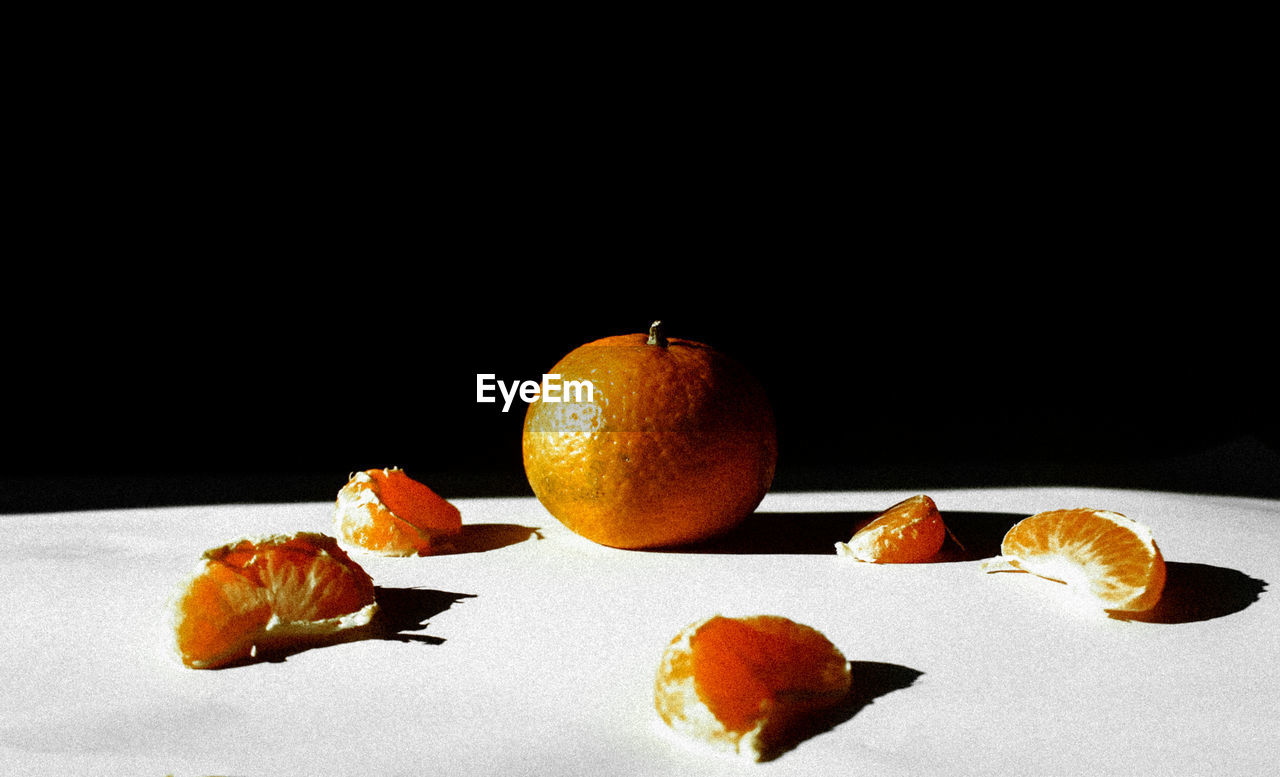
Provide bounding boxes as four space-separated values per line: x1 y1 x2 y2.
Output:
1113 562 1267 624
761 660 925 762
210 587 476 669
449 522 544 554
652 509 1026 560
657 509 1270 626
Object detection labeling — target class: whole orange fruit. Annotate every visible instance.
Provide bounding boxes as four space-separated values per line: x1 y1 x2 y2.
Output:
522 321 777 549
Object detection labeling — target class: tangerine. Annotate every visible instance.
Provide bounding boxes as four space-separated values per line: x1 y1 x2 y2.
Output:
654 614 852 760
985 508 1166 612
333 467 462 556
169 531 378 669
835 494 946 563
522 321 777 549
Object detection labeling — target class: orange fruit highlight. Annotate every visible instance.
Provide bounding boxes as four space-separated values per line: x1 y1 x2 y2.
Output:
986 508 1166 612
654 615 851 761
523 321 777 549
333 467 462 556
835 494 946 563
169 531 378 669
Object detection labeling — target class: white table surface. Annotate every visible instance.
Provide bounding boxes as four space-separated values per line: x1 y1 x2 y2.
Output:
2 486 1277 777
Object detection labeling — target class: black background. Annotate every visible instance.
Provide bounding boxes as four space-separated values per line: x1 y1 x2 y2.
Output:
3 62 1275 512
3 251 1275 513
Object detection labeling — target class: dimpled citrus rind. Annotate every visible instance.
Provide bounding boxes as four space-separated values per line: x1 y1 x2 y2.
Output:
523 332 777 549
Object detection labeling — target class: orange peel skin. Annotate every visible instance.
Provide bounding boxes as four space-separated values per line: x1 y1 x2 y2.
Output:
333 467 462 556
522 322 778 550
654 615 852 761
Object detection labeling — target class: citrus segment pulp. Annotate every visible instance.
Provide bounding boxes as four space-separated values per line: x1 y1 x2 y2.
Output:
333 467 462 556
836 494 946 563
990 508 1166 612
654 615 851 760
170 531 378 669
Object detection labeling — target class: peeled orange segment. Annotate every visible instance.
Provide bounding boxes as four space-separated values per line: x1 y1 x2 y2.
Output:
984 508 1166 612
333 467 462 556
836 494 946 563
170 531 378 669
654 615 852 761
